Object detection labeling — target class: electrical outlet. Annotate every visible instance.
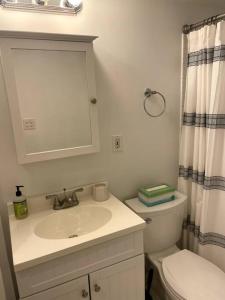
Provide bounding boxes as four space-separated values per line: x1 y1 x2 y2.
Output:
112 135 123 152
23 118 36 130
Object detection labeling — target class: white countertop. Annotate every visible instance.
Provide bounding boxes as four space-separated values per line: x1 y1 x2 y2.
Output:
9 194 145 272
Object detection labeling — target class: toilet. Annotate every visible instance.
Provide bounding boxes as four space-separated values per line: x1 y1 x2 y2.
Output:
126 191 225 300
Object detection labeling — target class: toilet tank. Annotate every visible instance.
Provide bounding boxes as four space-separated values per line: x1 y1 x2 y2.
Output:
125 191 187 254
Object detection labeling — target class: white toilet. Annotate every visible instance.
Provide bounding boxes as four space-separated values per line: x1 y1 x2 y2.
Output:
126 191 225 300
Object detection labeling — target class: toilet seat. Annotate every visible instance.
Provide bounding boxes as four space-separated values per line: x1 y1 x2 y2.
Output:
162 249 225 300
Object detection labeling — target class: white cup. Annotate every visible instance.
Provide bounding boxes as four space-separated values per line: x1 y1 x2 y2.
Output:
93 183 109 202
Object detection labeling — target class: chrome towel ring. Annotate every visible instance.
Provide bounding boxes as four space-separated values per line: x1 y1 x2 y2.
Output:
143 88 166 117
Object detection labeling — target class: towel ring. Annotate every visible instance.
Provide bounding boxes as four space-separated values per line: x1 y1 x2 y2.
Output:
143 88 166 117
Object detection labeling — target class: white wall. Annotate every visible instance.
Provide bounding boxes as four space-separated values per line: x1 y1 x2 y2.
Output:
0 0 225 201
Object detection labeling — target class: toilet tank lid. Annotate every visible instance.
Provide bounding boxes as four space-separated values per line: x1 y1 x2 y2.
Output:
125 191 187 214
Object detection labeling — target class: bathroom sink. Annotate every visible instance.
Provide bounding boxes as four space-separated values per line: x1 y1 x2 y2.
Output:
34 206 112 239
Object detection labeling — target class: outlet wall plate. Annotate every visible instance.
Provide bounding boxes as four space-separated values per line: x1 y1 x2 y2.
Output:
23 118 36 130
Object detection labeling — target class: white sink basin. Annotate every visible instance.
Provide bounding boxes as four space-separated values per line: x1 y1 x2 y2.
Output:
34 206 112 240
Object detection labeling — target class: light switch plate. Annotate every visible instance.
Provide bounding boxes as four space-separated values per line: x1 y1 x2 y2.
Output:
112 135 123 152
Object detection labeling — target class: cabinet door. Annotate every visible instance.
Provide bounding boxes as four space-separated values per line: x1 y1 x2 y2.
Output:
89 255 144 300
25 275 90 300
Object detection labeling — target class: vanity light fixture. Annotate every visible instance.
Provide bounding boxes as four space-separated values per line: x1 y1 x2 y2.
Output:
0 0 82 14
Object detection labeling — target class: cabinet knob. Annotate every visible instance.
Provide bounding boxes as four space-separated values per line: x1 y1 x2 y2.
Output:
82 289 89 298
90 98 97 104
94 284 101 292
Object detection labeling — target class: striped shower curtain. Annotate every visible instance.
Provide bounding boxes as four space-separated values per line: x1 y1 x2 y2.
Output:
178 21 225 272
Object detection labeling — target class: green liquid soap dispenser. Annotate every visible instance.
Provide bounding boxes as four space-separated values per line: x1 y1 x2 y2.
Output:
13 185 28 219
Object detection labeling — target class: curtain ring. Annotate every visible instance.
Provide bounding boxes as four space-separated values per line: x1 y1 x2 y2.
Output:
212 16 217 24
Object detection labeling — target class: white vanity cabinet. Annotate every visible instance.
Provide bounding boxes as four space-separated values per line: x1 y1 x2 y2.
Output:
16 231 145 300
11 194 146 300
25 255 144 300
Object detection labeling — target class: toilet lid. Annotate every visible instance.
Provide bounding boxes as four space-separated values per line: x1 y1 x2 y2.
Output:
162 250 225 300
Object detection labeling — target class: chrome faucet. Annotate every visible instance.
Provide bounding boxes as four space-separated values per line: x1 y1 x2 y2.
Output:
46 187 84 210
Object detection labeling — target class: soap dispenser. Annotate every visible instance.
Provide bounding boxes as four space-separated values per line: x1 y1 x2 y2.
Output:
13 185 28 219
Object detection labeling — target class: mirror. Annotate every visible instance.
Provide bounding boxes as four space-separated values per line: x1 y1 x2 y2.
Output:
14 49 92 154
0 34 99 163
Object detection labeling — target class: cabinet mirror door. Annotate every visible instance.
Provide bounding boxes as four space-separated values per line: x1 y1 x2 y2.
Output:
0 37 99 164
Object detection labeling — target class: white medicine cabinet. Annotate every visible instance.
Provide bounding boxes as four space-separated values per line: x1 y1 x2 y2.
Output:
0 31 100 164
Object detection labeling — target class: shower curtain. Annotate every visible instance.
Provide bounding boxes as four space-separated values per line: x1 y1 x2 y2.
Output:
178 21 225 272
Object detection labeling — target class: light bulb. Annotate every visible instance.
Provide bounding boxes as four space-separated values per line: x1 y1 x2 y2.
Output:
65 0 81 8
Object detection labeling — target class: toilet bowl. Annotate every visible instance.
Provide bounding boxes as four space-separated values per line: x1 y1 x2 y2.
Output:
126 191 225 300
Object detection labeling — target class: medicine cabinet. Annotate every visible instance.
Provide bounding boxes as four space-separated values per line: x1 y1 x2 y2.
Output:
0 31 99 164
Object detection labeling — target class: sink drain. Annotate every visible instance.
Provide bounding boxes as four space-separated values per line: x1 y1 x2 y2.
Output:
68 234 78 238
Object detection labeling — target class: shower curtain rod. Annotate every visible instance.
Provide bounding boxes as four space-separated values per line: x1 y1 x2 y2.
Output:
183 13 225 34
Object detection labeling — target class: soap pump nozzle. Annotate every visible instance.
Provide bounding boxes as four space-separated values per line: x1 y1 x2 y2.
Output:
16 185 24 197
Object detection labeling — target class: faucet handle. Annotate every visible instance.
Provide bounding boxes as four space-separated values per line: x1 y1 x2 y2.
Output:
46 194 62 209
74 188 84 193
72 188 84 204
46 194 58 201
